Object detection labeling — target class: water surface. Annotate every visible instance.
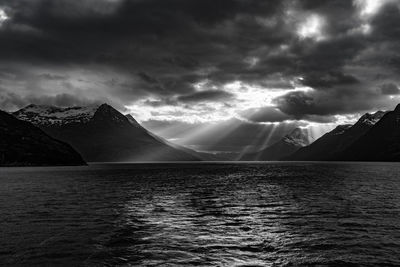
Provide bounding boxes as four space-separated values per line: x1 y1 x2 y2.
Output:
1 162 400 266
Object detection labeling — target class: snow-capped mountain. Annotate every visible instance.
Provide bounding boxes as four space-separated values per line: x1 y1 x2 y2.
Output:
240 128 311 161
14 103 202 162
282 128 311 147
286 110 386 161
355 111 387 126
0 109 85 166
13 104 99 126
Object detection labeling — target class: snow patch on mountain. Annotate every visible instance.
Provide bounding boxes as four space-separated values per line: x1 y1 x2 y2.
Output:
14 104 100 126
357 111 386 126
331 124 352 135
282 128 310 147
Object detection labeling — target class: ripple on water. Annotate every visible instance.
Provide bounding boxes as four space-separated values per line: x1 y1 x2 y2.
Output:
1 163 400 266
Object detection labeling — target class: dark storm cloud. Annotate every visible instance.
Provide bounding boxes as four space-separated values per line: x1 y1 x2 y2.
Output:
0 0 399 121
240 105 338 123
300 71 360 89
275 91 317 116
144 98 178 108
0 0 291 101
38 73 68 81
0 0 283 65
177 90 234 103
137 72 160 85
371 3 400 42
29 93 101 107
274 85 398 119
0 90 26 111
364 3 400 71
380 83 400 95
0 88 99 111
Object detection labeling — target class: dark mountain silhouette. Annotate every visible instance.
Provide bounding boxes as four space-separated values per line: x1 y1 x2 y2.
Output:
286 111 386 161
241 128 311 160
339 105 400 161
0 110 85 166
14 103 201 162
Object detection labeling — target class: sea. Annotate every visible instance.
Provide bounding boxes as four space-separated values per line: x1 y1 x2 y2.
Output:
1 162 400 266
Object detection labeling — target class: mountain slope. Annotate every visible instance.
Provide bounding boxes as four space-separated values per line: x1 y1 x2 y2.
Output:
125 114 224 161
340 105 400 161
0 110 85 166
286 111 386 161
241 128 311 161
14 104 201 162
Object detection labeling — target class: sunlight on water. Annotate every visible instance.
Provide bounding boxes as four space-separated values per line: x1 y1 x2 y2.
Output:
1 162 400 266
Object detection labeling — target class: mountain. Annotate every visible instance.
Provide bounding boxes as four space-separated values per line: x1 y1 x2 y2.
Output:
124 114 224 161
339 105 400 161
286 111 386 161
240 128 311 161
125 114 142 128
14 104 201 162
0 110 85 166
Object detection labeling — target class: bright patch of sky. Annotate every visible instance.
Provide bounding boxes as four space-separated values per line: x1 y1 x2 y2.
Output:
0 8 8 26
297 14 326 41
355 0 395 18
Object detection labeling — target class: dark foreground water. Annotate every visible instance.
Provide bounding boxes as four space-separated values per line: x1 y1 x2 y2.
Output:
1 162 400 266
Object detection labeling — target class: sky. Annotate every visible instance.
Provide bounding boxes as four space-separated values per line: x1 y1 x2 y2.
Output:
0 0 400 152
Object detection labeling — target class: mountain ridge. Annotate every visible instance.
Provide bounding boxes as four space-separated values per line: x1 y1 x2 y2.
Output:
11 102 400 163
339 105 400 161
14 103 202 162
285 110 387 161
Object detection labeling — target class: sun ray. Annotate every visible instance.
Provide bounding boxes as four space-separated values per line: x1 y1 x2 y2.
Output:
236 123 273 160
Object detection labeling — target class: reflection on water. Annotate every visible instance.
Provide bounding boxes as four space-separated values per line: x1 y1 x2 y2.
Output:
1 162 400 266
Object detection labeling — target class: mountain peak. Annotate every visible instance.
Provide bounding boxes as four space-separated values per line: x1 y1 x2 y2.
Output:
14 104 100 126
93 103 129 125
98 103 113 109
240 127 310 161
394 103 400 113
286 127 304 137
282 128 310 147
356 110 386 126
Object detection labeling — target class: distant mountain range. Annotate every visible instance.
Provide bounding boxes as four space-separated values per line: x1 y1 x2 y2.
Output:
4 102 400 165
14 103 203 162
240 128 311 161
284 111 394 161
0 110 85 166
285 110 387 161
